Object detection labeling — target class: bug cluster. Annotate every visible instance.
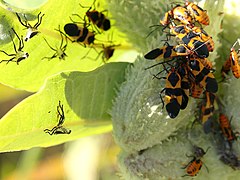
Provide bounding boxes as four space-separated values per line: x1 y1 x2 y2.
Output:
57 0 119 62
145 1 217 119
0 0 118 65
199 40 240 171
144 1 240 176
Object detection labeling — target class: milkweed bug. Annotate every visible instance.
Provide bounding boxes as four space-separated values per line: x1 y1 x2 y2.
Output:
44 101 71 135
187 57 218 93
199 92 215 124
177 64 190 109
160 12 170 27
218 113 237 142
0 28 29 64
182 157 203 177
229 48 240 79
144 44 189 61
185 2 210 25
180 76 190 109
169 24 214 52
221 40 240 79
170 28 209 58
191 27 214 52
199 58 213 70
42 27 68 60
221 57 231 79
78 0 111 32
95 43 120 63
63 23 96 46
16 12 45 41
160 5 193 27
160 68 183 118
182 145 209 177
190 81 204 98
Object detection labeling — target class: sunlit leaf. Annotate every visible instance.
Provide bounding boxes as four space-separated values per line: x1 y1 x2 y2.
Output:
0 0 48 10
0 0 130 92
0 62 130 152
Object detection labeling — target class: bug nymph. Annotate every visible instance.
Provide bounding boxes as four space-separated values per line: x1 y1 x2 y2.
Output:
44 101 71 135
16 12 45 41
78 0 111 32
0 28 29 65
42 28 68 60
95 43 120 63
182 145 209 177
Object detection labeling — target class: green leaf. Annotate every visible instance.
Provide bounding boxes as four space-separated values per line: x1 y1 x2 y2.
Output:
204 0 225 73
0 0 47 10
0 62 129 153
0 0 130 92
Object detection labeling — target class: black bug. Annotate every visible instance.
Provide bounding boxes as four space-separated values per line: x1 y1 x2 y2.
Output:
44 101 71 135
42 27 68 60
0 28 29 65
16 12 45 41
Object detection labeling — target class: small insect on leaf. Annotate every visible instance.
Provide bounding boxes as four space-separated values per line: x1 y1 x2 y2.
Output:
44 101 71 135
78 0 111 32
0 28 29 65
42 26 68 61
16 12 45 42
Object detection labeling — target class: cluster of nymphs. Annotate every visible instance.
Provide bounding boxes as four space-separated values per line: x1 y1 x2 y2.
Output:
209 38 240 170
144 1 240 177
144 2 216 119
0 0 117 65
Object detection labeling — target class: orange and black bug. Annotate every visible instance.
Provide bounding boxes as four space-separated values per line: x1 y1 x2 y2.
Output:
42 27 68 60
199 92 215 124
229 48 240 79
182 157 203 177
160 5 193 27
169 24 213 51
191 26 214 52
190 81 204 98
75 0 110 32
170 26 209 58
218 113 236 142
44 101 71 135
180 75 190 109
187 57 218 93
199 58 213 70
177 64 190 109
160 12 170 26
221 57 231 79
160 68 183 118
16 12 45 41
182 145 209 177
185 2 210 25
0 28 29 64
144 43 189 61
221 40 240 79
170 24 214 52
63 23 95 46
